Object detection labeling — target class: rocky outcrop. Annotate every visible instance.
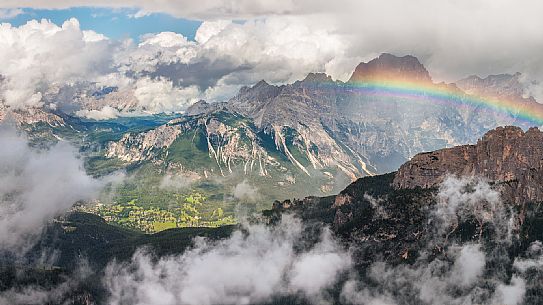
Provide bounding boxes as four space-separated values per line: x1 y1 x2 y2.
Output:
106 123 182 162
393 126 543 204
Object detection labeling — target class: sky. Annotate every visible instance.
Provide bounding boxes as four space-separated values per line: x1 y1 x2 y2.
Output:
1 0 543 117
2 7 202 41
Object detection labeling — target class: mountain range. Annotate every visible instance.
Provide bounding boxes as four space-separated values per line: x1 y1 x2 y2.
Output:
1 53 542 215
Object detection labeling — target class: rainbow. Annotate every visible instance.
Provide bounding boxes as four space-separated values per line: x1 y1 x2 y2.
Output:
323 78 543 126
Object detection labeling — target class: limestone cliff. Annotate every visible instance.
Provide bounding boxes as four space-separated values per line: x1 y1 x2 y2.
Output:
393 126 543 204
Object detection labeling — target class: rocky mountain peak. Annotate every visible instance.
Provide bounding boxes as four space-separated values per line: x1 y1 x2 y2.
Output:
300 72 334 84
234 79 281 100
186 100 215 116
393 126 543 204
348 53 432 84
254 79 271 88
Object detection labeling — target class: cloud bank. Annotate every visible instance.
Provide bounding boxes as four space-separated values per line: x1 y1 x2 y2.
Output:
3 172 543 304
2 1 543 114
0 16 346 117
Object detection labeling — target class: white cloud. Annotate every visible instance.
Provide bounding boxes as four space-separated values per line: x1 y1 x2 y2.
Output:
116 16 347 100
0 125 120 252
434 176 515 242
195 20 231 44
104 215 351 305
0 261 94 305
513 241 543 272
3 0 543 83
76 105 121 120
492 276 526 305
139 31 193 49
450 244 486 287
3 1 543 113
0 0 328 20
0 18 115 108
339 175 529 305
289 228 352 300
133 77 200 113
128 9 151 19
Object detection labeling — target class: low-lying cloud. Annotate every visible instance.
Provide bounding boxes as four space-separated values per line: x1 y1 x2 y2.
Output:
0 125 121 252
0 261 93 305
104 215 351 305
232 179 260 202
433 175 515 242
339 176 527 305
159 172 200 190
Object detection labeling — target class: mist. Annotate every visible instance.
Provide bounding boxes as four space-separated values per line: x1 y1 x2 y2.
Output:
0 125 121 253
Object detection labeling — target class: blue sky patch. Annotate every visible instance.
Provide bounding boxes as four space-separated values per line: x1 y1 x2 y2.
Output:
4 7 202 41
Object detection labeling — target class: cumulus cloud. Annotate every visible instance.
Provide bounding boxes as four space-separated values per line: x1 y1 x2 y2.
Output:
194 20 231 44
0 125 121 252
4 1 543 114
0 16 345 116
116 16 347 101
0 18 115 108
132 77 200 113
104 215 351 305
3 1 543 86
